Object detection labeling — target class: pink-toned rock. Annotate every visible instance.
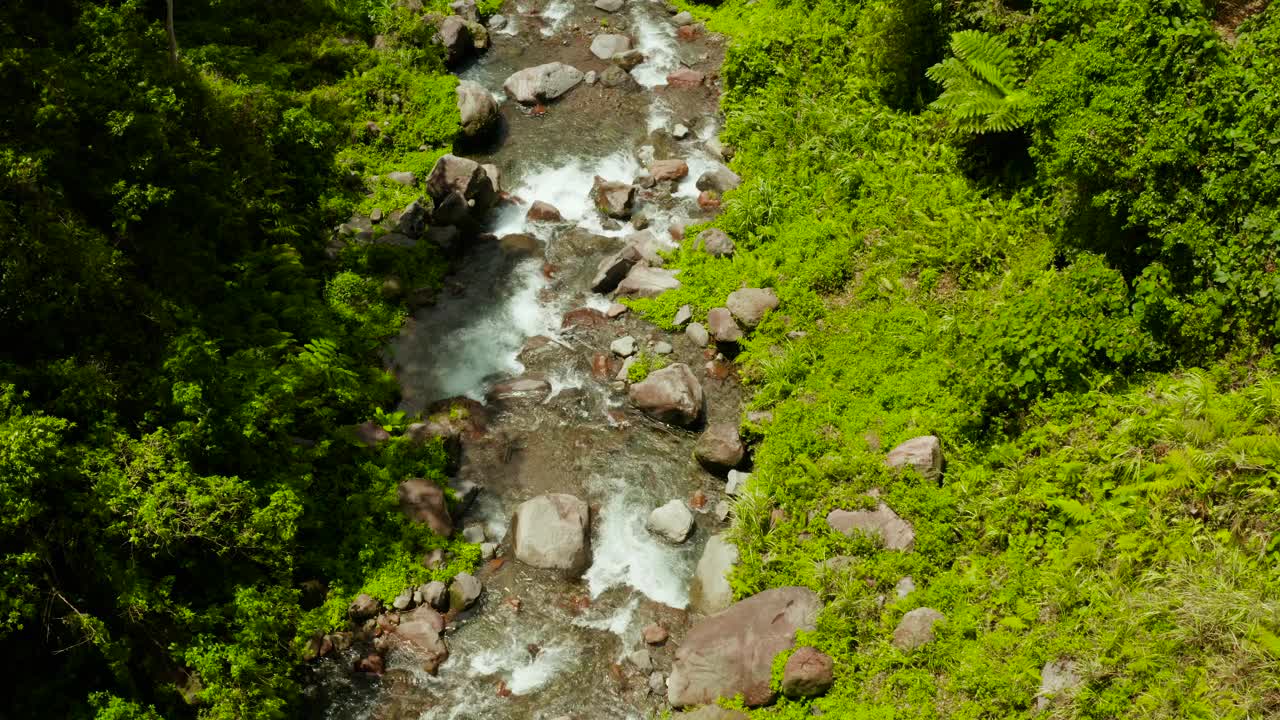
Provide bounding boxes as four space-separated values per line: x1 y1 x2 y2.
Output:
726 288 779 329
694 423 744 475
650 159 690 182
398 479 453 536
826 500 914 550
667 67 705 88
706 307 742 343
782 646 834 698
526 200 563 222
629 363 704 427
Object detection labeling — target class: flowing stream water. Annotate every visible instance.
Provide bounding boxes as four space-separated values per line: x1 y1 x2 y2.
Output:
310 2 737 718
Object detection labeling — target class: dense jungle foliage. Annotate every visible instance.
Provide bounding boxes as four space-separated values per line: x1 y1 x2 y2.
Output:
635 0 1280 716
0 0 482 717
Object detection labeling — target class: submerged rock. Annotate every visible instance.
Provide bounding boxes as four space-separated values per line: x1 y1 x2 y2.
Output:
668 587 822 707
512 494 591 574
629 363 704 426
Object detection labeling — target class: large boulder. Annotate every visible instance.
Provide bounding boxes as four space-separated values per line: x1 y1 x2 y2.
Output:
826 500 914 551
650 159 689 182
348 593 381 620
504 62 584 104
512 494 591 574
781 646 834 698
395 197 434 238
689 534 737 614
694 423 745 475
885 435 944 482
646 500 695 543
726 288 779 329
591 245 643 294
629 363 703 426
425 154 496 211
392 617 449 674
668 587 822 708
398 479 453 537
456 80 498 138
448 572 483 612
893 607 945 650
697 165 742 194
590 33 632 60
592 176 636 219
615 265 681 298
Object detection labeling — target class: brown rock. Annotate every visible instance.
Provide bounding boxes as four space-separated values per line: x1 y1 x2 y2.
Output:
643 623 670 645
398 479 453 537
562 307 609 329
826 500 914 551
781 646 834 698
629 363 704 427
726 288 779 329
526 200 563 222
650 159 690 182
694 423 745 474
667 67 705 87
706 307 742 343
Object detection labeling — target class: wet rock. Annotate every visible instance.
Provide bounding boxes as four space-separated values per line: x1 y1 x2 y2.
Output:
394 608 449 673
650 159 689 182
552 226 619 261
356 653 384 675
643 623 669 645
616 265 681 298
694 423 745 475
667 67 705 87
424 224 462 252
526 200 563 222
463 20 488 51
696 165 742 194
613 49 645 71
592 176 636 219
392 588 414 611
348 593 381 620
668 587 822 707
726 288 779 329
1037 659 1083 710
562 307 610 329
673 10 694 25
672 123 691 139
611 336 638 357
482 163 502 193
782 646 834 698
425 154 495 211
606 303 629 319
591 33 632 60
885 435 944 482
893 607 945 650
674 304 693 326
512 494 591 574
488 376 552 403
595 0 624 10
448 572 483 612
488 13 507 29
698 190 722 213
706 307 742 343
498 233 540 257
725 469 750 497
504 62 584 104
895 576 916 599
480 542 498 560
647 499 695 543
398 479 454 537
689 533 738 614
601 65 639 89
677 24 702 41
826 501 914 551
591 245 643 294
456 80 498 138
437 16 471 65
686 322 709 347
629 363 704 426
420 581 447 610
698 228 734 257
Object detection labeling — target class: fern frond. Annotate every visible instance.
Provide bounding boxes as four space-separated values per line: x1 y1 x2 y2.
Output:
927 31 1028 135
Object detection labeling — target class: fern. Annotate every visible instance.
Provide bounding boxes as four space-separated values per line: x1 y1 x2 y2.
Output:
926 31 1029 134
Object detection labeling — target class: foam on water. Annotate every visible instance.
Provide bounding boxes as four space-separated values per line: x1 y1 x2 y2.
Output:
630 5 680 88
571 597 639 637
583 477 693 608
503 151 643 235
466 639 577 695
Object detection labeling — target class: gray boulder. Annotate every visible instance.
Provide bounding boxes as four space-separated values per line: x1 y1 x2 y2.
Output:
591 245 643 294
689 533 738 614
696 165 742 194
601 65 639 89
386 170 416 187
592 176 636 219
886 435 944 482
504 62 584 104
437 16 471 65
672 10 694 26
348 593 381 620
456 80 498 138
726 288 779 329
674 304 693 326
694 423 745 475
448 572 483 612
615 265 681 298
420 581 447 610
512 494 591 574
425 154 495 211
646 499 695 543
1037 659 1083 710
698 228 734 257
628 363 703 426
591 33 632 60
396 197 433 238
892 607 945 650
827 500 914 551
668 587 822 707
686 322 709 347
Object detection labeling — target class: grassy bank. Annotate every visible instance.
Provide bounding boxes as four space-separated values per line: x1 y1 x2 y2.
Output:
636 0 1280 715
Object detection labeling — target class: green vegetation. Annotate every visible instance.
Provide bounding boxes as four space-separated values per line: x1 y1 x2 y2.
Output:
0 0 472 717
640 0 1280 715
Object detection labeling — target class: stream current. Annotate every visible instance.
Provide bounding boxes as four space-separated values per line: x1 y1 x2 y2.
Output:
310 2 737 718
